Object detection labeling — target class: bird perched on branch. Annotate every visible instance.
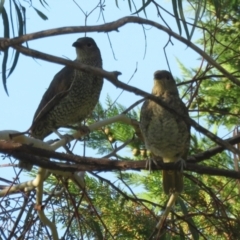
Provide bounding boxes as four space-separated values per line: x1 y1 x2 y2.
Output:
140 70 190 194
30 37 103 139
19 37 103 170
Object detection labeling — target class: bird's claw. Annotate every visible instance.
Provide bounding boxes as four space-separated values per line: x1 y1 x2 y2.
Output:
78 125 90 136
145 158 158 172
175 158 186 172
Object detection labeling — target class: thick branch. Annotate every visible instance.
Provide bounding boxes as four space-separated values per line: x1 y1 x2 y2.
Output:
10 44 240 156
1 16 239 86
0 140 240 179
188 134 240 163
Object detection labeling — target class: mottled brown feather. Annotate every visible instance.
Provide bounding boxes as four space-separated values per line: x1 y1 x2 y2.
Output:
32 66 74 126
140 70 190 194
19 37 103 171
29 37 103 140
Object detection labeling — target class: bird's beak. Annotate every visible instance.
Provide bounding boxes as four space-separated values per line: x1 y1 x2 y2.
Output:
72 41 82 48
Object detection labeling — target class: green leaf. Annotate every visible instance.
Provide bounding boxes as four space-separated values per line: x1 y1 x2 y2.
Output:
189 1 203 40
179 225 186 239
0 0 4 14
7 49 20 79
142 0 147 17
199 0 207 20
128 0 132 12
7 1 23 78
178 198 199 240
14 2 23 36
22 6 29 47
213 0 221 18
91 220 103 239
2 5 8 37
22 6 27 35
177 0 190 39
1 6 9 95
33 7 48 20
172 0 182 36
132 0 152 15
39 0 49 8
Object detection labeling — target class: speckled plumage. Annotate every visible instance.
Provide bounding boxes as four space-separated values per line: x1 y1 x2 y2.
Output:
140 70 190 194
30 37 103 140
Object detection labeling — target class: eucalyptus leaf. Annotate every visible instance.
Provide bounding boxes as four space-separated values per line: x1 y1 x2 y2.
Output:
33 6 48 20
1 6 9 95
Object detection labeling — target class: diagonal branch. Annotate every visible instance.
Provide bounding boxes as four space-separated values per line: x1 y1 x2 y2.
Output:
9 44 240 157
0 16 239 86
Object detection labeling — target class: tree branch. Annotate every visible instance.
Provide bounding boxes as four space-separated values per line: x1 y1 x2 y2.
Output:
0 16 239 86
9 44 240 157
0 140 239 179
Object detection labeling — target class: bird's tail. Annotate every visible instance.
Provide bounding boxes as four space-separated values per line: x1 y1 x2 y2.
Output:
162 170 183 194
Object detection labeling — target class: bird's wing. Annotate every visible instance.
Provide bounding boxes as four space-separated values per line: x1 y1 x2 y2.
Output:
32 66 75 126
140 100 155 133
166 94 191 160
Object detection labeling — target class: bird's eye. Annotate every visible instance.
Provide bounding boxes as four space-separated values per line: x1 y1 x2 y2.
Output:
87 43 92 47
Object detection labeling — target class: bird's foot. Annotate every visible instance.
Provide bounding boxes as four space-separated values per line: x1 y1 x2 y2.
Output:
77 125 90 136
145 155 162 172
145 158 154 172
175 157 186 172
64 125 90 139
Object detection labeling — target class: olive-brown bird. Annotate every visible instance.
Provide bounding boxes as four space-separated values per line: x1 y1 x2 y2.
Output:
19 37 103 170
140 70 190 194
30 37 103 139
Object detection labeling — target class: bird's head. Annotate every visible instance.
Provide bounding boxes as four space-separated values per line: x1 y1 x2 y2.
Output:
72 37 102 63
152 70 179 95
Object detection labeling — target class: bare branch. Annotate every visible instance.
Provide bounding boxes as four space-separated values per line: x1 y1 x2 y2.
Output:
8 44 240 156
0 16 239 85
0 140 240 179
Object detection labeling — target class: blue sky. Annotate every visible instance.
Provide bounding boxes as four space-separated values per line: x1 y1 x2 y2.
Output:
0 1 201 180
